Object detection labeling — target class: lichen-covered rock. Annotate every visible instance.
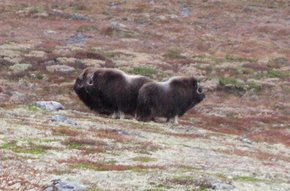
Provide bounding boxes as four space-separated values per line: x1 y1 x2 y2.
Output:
212 182 235 190
51 115 77 125
33 101 64 111
46 65 75 73
43 179 86 191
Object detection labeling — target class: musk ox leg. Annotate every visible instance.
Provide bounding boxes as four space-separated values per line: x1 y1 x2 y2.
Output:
174 116 179 125
111 111 125 119
111 112 118 119
118 111 125 119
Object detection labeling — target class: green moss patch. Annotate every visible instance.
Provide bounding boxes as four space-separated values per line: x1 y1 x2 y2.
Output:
129 67 158 77
234 176 262 182
0 140 51 154
131 156 157 162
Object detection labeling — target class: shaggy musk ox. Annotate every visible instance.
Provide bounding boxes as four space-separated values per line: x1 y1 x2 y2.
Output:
136 76 205 124
74 67 152 118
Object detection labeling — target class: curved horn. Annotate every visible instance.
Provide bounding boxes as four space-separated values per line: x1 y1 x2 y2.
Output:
86 76 94 86
197 87 203 94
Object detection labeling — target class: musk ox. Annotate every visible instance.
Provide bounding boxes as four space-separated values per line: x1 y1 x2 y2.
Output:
136 76 205 124
74 67 153 118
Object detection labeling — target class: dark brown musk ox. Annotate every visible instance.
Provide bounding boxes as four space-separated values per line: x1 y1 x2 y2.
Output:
74 67 153 118
136 76 205 124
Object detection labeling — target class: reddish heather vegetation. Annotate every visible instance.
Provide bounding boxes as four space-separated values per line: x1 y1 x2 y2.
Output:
0 0 289 190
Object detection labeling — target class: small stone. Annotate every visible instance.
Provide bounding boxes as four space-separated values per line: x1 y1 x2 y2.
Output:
44 179 86 191
43 60 57 65
34 101 64 111
240 137 253 144
180 7 190 17
65 32 88 45
9 63 32 73
51 115 77 125
212 182 235 190
46 65 75 73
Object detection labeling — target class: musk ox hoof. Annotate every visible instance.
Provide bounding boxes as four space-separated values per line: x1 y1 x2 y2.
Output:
111 111 125 119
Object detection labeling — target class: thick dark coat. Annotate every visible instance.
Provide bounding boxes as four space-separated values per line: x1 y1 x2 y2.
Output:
136 76 205 122
74 67 152 116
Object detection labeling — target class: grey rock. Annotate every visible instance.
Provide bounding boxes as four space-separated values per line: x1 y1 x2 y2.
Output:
51 115 77 125
212 182 235 190
65 32 88 45
46 65 75 73
50 10 91 21
180 7 190 17
240 137 253 144
34 101 64 111
117 130 130 136
111 2 118 9
44 179 86 191
43 59 57 65
110 21 127 30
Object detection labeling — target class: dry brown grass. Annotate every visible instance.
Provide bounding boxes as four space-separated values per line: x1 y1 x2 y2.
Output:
63 137 98 146
52 126 81 136
216 148 290 162
93 129 129 142
247 129 290 147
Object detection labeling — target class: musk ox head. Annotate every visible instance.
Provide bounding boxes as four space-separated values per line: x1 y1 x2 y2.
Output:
73 67 96 110
190 78 205 107
73 67 115 115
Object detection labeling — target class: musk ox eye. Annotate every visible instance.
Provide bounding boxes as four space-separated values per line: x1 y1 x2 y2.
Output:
197 87 203 94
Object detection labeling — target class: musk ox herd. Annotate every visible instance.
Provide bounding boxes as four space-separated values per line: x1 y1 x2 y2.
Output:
74 67 205 124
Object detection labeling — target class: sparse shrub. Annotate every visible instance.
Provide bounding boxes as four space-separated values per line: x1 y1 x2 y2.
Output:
219 76 239 86
267 69 290 78
52 126 80 136
60 158 163 171
62 137 101 150
0 140 52 154
224 55 257 62
28 104 40 112
234 176 261 182
77 25 98 32
247 81 262 91
131 156 156 162
129 67 157 77
163 49 187 60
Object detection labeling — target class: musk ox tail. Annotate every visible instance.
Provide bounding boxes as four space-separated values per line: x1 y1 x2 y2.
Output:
136 94 151 121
